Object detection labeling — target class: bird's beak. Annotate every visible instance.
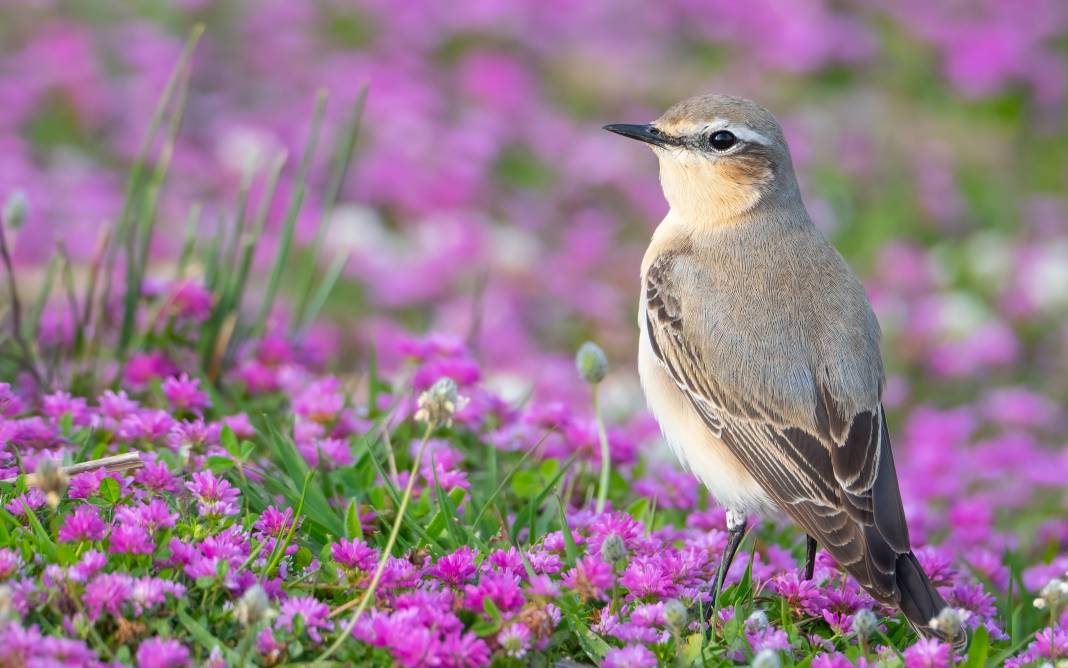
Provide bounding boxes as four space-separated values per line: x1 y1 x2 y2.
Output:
603 123 677 148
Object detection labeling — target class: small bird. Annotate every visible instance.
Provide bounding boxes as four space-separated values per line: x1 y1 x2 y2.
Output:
605 94 961 644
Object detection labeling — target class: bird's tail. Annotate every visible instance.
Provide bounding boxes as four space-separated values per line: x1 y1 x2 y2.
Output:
895 551 967 651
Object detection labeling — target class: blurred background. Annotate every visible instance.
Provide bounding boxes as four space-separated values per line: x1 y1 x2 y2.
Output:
2 0 1067 419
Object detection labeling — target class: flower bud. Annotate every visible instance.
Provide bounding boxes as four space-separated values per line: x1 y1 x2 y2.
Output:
32 457 68 509
746 609 768 632
928 606 969 641
575 342 608 385
415 377 467 428
233 584 275 627
1034 578 1068 613
663 599 688 632
599 533 628 566
2 191 27 230
852 608 877 639
752 648 781 668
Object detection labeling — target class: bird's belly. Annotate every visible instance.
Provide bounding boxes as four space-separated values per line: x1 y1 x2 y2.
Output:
638 319 773 515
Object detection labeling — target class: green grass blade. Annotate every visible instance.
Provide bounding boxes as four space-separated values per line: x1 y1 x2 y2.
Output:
117 26 201 355
253 90 327 336
296 251 349 333
294 84 367 326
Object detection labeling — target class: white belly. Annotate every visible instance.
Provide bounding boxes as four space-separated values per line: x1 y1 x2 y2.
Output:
638 306 773 515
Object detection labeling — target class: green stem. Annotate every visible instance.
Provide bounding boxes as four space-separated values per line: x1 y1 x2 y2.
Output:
316 422 434 662
593 385 610 514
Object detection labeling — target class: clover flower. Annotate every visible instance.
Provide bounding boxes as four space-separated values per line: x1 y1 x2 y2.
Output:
415 377 467 427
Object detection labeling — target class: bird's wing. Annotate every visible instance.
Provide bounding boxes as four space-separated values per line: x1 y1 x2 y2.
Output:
644 254 911 601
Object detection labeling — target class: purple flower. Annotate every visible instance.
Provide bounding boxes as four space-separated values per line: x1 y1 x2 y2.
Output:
167 280 213 322
41 390 90 426
185 470 240 517
6 488 46 516
296 436 353 469
0 382 25 417
603 644 657 668
85 573 131 620
498 623 532 658
278 595 333 643
135 459 179 494
115 498 179 531
439 631 491 667
429 545 478 585
124 352 178 389
69 468 124 499
463 571 525 613
562 555 615 601
136 637 191 668
293 377 345 423
331 538 378 571
58 505 108 543
70 550 107 582
903 637 951 668
0 548 21 578
109 523 155 554
255 506 296 536
620 556 675 599
162 374 211 413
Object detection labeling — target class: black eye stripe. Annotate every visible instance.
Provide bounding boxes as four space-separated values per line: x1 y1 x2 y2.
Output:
709 130 737 151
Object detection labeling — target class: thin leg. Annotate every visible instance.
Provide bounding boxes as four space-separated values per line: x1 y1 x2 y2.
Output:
803 534 817 580
704 509 747 626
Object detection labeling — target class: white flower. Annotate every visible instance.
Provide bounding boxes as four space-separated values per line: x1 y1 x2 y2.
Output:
415 377 468 428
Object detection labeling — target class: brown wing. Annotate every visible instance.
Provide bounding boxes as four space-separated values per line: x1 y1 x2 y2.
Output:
645 254 911 602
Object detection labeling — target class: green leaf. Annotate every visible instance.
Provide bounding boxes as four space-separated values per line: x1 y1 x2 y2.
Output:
99 477 121 504
555 500 580 563
567 612 610 663
220 425 239 458
963 625 989 668
345 500 363 540
19 499 56 560
472 598 504 637
204 456 235 473
510 470 540 498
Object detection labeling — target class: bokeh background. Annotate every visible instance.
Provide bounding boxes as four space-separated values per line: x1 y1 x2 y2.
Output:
2 0 1067 513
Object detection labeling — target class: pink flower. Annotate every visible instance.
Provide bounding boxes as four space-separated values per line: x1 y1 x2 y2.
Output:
293 377 345 423
162 374 211 413
136 637 191 668
463 572 525 613
109 523 154 554
58 505 108 543
331 538 378 571
167 280 213 322
278 596 333 643
429 545 478 585
603 644 657 668
185 470 240 517
903 638 951 668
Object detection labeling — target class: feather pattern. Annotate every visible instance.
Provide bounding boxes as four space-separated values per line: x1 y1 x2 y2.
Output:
644 245 914 605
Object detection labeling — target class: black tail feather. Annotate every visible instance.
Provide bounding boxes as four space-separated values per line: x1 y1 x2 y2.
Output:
896 551 966 650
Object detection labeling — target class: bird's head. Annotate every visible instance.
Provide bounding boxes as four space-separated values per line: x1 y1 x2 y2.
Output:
605 94 800 221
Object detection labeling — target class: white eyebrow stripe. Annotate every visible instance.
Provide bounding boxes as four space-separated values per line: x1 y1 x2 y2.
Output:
702 119 772 146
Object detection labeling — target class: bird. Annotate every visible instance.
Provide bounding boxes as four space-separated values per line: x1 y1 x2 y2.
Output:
604 94 962 645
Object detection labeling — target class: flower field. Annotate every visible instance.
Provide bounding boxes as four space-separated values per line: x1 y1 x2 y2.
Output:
1 1 1067 666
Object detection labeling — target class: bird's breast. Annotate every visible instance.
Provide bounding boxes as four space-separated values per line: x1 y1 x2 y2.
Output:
637 294 773 515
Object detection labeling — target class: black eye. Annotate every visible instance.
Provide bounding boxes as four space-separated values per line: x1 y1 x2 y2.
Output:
709 130 736 151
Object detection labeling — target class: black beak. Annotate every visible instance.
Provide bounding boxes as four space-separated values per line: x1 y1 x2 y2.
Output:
602 123 677 148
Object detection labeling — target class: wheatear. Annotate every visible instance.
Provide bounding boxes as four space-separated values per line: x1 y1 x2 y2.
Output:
605 95 960 644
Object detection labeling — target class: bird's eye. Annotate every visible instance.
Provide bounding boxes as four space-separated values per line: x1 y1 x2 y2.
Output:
709 130 736 151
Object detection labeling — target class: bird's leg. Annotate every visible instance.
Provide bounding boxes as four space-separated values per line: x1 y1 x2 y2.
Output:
704 509 748 627
803 534 817 580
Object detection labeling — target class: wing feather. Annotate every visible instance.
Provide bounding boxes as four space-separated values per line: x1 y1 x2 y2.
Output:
644 254 911 603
